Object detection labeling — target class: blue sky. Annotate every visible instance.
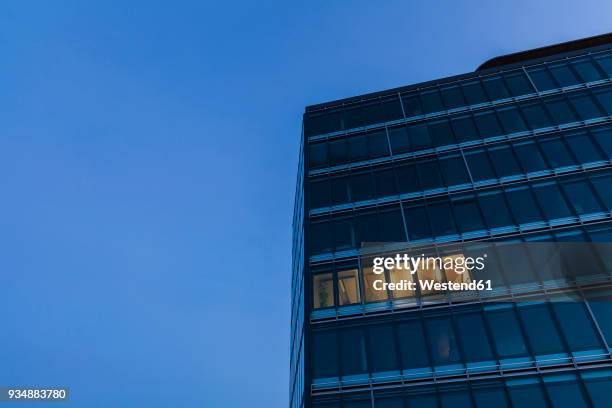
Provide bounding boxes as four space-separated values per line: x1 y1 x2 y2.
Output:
1 1 611 407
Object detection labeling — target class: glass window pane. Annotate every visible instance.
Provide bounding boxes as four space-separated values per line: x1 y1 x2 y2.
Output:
582 370 612 408
439 155 470 185
569 93 604 120
520 101 553 129
362 264 388 302
388 126 411 154
312 331 338 378
311 222 332 254
518 304 565 355
546 96 579 124
451 115 479 143
590 172 612 210
586 291 612 345
465 149 496 181
389 265 415 299
338 269 361 306
425 316 462 365
374 169 398 197
420 89 445 113
347 134 368 162
452 195 485 232
440 86 466 110
329 139 348 165
513 140 548 172
483 76 510 100
551 301 602 351
485 307 528 358
407 123 431 149
428 200 457 236
595 54 612 78
479 190 514 228
462 80 488 105
368 130 389 158
397 320 430 369
473 383 509 408
571 57 605 83
561 178 604 215
488 145 522 177
497 106 528 134
507 381 548 407
310 143 328 168
404 205 431 240
566 132 605 163
402 93 423 117
378 208 407 242
310 180 330 209
417 160 443 190
396 164 420 194
505 187 542 224
334 218 353 251
354 213 379 245
549 63 580 87
313 273 335 309
540 137 576 168
454 311 494 362
528 67 557 91
440 390 473 408
331 177 350 205
594 88 612 116
367 325 399 372
545 376 589 408
350 173 375 202
428 119 456 147
532 182 573 220
504 71 534 96
474 111 503 138
340 328 368 376
591 126 612 157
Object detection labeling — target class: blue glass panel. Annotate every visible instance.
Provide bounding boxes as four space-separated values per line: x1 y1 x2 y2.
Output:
454 311 494 362
528 67 557 92
571 57 605 83
518 304 565 355
513 140 548 172
569 93 604 121
312 331 338 379
340 328 368 376
478 190 514 228
549 63 581 87
505 187 543 224
488 145 521 177
425 316 462 365
451 115 479 143
439 155 470 185
497 106 528 133
465 149 496 181
551 302 603 352
485 307 528 358
461 80 488 105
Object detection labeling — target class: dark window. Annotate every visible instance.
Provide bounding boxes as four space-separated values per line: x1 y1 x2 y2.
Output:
561 178 604 215
306 110 343 137
545 377 589 408
527 67 557 91
309 143 328 169
407 123 431 149
329 139 348 165
567 131 605 163
405 393 438 408
428 200 457 236
350 173 375 202
586 291 612 345
388 126 411 154
452 195 485 232
540 137 576 168
594 88 612 115
439 155 470 185
569 93 604 121
474 111 502 138
397 321 430 369
428 119 455 147
354 213 379 244
591 126 612 157
513 140 548 172
396 164 420 194
583 370 612 408
551 301 603 351
451 116 479 143
590 172 612 210
440 390 473 408
420 89 445 113
488 145 521 177
417 160 443 190
507 382 548 407
312 331 338 378
340 328 368 376
425 316 462 365
331 177 350 205
367 326 399 372
368 130 390 158
505 187 542 224
549 63 580 87
465 149 496 181
454 311 494 362
311 222 332 254
333 218 353 251
520 102 553 129
462 80 488 105
532 182 573 220
310 180 330 209
404 205 431 240
374 169 398 197
518 303 565 355
546 96 579 124
595 54 612 78
485 307 528 358
440 86 466 110
402 93 423 117
379 208 407 242
497 106 528 133
472 383 509 408
375 397 404 408
479 191 514 228
504 71 534 96
571 57 605 83
483 76 510 100
347 134 369 162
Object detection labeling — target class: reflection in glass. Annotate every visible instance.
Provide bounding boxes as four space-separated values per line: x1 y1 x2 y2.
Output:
362 265 389 302
338 269 361 305
313 273 334 309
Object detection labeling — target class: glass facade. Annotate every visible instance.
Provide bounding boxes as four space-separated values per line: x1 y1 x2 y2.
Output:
290 36 612 408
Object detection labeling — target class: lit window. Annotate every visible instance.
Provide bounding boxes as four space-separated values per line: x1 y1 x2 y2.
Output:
313 273 334 309
338 269 361 306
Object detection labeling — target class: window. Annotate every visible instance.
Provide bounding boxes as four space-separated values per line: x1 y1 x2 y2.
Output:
472 382 509 408
594 88 612 115
374 169 398 197
367 326 399 373
428 200 457 236
590 172 612 210
417 160 443 190
340 328 368 376
452 195 485 232
313 273 334 309
354 213 379 245
306 110 342 137
527 67 557 91
309 180 330 209
504 71 534 96
378 208 407 242
311 222 332 254
347 134 368 162
404 205 431 240
540 137 576 168
549 63 580 87
331 177 349 205
513 140 548 172
544 375 589 408
566 132 605 163
350 173 374 202
595 53 612 78
439 155 470 186
439 390 473 408
402 93 422 117
465 149 496 181
591 126 612 157
461 80 488 105
585 290 612 346
368 130 389 158
454 311 494 362
582 369 612 408
474 111 503 138
546 96 578 124
488 145 521 178
329 139 348 165
569 93 604 121
520 102 553 129
532 182 573 220
333 218 353 251
388 265 415 299
388 126 411 154
362 264 388 302
507 380 548 407
440 86 466 110
497 106 528 133
550 301 603 351
518 303 565 355
312 331 338 379
451 115 479 143
478 190 514 228
483 76 510 100
407 123 431 149
420 89 445 113
485 306 528 358
571 57 605 83
505 186 543 224
396 164 420 194
309 143 328 168
338 269 360 306
425 316 462 365
561 178 603 215
397 320 430 369
428 119 455 147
